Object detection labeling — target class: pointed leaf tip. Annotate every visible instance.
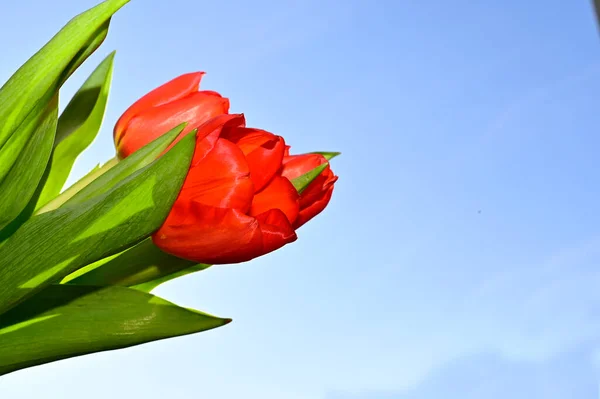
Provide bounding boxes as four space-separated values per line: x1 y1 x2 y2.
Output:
291 162 328 194
311 151 341 161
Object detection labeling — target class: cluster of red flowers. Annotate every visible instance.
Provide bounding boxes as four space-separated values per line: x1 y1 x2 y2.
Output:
114 73 337 264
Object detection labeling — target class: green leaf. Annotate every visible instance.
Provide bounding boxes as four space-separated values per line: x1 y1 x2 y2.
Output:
0 284 230 376
62 238 210 289
291 162 329 194
38 124 188 213
0 0 127 148
311 151 341 161
35 52 116 210
0 96 58 231
66 124 190 208
0 0 128 183
0 133 195 315
132 264 212 293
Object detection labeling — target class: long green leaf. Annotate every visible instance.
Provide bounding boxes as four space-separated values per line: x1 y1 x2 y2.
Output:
0 285 230 376
62 238 208 288
0 0 128 151
66 124 190 208
0 0 127 238
132 264 212 293
38 124 188 214
0 97 58 231
35 52 115 210
0 134 195 315
59 237 210 293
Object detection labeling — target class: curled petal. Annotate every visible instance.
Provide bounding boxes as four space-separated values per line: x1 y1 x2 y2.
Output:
250 176 299 224
154 202 296 264
224 127 285 192
281 153 327 180
281 153 338 228
153 201 264 264
115 72 204 145
191 113 246 166
294 185 334 228
180 138 254 211
255 209 298 254
117 91 230 158
298 165 337 208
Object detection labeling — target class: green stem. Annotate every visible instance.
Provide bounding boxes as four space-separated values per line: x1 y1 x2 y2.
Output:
36 156 119 214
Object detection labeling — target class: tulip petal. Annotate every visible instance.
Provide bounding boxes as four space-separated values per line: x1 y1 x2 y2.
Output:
115 72 204 144
180 138 253 212
117 91 230 158
191 114 246 166
294 185 334 228
297 166 337 209
250 176 299 224
281 153 338 228
153 200 264 264
255 209 298 254
223 127 285 192
280 153 327 180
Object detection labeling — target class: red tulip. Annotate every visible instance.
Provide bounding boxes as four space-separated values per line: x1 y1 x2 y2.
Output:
115 75 337 264
280 152 338 228
152 114 301 264
114 72 229 158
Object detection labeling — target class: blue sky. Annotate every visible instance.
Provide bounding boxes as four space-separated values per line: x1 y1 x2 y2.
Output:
1 0 600 398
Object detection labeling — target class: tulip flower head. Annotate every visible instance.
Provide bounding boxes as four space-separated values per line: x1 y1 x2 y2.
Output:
115 74 337 264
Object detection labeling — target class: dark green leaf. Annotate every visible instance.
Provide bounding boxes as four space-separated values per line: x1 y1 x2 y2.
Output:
35 52 115 210
0 134 195 315
0 284 230 376
62 238 210 289
0 97 58 231
132 264 212 293
0 0 128 181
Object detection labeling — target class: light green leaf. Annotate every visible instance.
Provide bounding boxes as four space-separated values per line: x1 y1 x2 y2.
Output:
0 96 58 231
38 124 188 213
291 162 329 194
62 238 210 289
0 133 195 315
310 151 341 161
35 52 115 210
0 284 230 376
65 124 189 208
